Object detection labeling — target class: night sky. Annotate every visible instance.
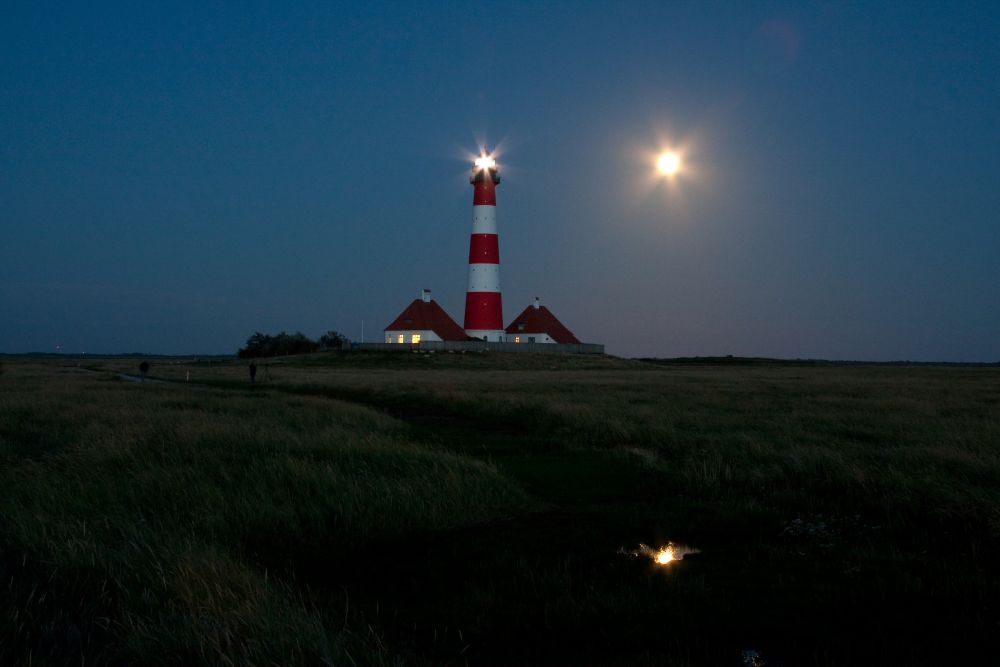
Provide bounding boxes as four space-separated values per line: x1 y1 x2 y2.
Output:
3 2 998 360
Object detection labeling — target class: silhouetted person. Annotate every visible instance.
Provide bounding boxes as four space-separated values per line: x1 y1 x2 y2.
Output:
139 361 149 382
249 361 257 384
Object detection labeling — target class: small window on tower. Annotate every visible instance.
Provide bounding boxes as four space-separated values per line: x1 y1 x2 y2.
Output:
397 334 404 344
411 333 421 344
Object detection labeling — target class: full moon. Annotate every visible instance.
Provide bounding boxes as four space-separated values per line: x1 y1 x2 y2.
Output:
657 152 681 175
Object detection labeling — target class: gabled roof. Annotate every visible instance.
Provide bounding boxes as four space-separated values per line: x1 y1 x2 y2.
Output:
504 305 581 344
384 299 469 341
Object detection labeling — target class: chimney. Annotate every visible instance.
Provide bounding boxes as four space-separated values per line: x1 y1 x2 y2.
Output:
533 296 540 310
421 288 431 303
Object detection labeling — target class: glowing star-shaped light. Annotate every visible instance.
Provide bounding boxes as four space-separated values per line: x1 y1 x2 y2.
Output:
657 152 681 176
475 154 497 171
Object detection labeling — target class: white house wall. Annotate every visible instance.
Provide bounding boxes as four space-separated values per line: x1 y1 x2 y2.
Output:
383 329 442 344
506 332 556 344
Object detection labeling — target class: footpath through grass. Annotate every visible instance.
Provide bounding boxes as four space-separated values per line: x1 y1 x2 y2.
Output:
2 355 999 665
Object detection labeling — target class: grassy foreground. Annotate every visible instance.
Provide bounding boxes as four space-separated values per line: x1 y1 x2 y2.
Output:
1 355 998 665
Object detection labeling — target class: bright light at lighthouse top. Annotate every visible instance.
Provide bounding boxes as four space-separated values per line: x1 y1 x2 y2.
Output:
474 154 496 171
471 149 500 186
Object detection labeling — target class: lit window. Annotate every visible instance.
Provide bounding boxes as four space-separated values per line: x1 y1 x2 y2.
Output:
514 336 520 344
411 333 421 344
397 334 404 344
386 335 390 343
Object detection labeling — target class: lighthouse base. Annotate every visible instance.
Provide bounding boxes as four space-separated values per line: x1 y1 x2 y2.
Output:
465 329 506 342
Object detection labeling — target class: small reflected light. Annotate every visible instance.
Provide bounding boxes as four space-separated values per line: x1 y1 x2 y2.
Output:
619 541 699 567
654 546 675 565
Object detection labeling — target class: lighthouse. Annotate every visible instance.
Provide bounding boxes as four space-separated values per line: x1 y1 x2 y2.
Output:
463 150 504 341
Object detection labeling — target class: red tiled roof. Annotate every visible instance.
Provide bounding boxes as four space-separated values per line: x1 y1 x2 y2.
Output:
504 305 581 344
384 299 469 341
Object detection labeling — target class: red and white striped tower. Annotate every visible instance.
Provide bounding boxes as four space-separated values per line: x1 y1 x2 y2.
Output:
464 150 504 341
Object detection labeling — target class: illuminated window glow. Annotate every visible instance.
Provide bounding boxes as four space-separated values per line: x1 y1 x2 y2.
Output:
411 333 421 344
397 334 404 344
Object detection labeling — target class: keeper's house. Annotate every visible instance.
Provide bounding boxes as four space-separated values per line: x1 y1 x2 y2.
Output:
384 289 469 344
504 297 580 344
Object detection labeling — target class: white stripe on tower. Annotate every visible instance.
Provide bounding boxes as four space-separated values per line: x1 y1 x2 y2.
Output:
464 150 504 341
471 205 497 234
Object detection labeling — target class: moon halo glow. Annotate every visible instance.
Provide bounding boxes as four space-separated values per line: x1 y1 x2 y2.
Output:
657 152 681 176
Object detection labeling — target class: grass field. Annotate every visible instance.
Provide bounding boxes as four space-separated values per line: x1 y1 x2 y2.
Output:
1 354 998 665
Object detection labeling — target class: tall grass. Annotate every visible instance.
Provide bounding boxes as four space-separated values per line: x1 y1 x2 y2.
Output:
0 363 531 665
119 358 1000 536
6 357 1000 665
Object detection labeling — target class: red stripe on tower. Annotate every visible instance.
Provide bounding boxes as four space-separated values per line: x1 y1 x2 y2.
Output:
463 292 503 330
463 150 504 340
468 234 500 263
473 180 496 206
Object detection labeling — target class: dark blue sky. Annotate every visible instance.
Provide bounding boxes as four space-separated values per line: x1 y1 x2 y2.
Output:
3 2 998 360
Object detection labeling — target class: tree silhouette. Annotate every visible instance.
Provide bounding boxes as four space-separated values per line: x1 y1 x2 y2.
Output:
318 331 349 350
237 331 321 358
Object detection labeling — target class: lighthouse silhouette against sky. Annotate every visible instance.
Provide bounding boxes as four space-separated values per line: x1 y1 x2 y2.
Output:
463 150 504 341
382 146 589 349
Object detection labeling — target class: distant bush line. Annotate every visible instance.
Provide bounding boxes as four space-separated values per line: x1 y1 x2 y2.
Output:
237 331 349 358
